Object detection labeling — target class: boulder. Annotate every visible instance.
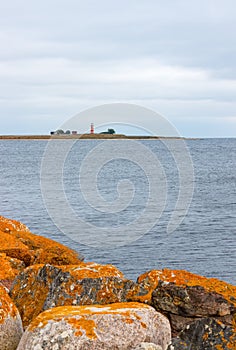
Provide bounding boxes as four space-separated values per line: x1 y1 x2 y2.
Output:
0 253 25 281
10 263 142 328
134 269 236 337
0 215 83 272
0 230 34 265
136 269 236 305
167 317 236 349
0 284 23 350
152 281 235 318
17 302 171 350
10 230 84 266
0 253 25 291
0 215 30 233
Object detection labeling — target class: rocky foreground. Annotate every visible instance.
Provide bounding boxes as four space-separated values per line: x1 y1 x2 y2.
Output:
0 215 235 350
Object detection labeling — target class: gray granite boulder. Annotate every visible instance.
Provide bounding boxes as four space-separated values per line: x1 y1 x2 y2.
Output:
17 302 171 350
0 284 23 350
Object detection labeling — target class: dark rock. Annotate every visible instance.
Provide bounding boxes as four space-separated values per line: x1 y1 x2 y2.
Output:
152 281 234 318
167 317 236 350
134 269 236 342
168 314 196 337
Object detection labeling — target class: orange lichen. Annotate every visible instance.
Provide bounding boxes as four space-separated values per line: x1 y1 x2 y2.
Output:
215 345 224 350
226 316 236 349
214 317 236 350
59 263 124 279
10 230 82 265
0 253 25 280
68 317 97 339
0 229 33 265
95 279 122 304
0 230 29 250
0 285 18 324
10 264 53 327
10 262 126 328
0 215 83 266
28 302 151 332
0 216 30 233
136 269 236 307
124 317 134 324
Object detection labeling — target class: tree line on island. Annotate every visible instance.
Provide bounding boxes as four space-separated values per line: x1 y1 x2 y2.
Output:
51 128 116 135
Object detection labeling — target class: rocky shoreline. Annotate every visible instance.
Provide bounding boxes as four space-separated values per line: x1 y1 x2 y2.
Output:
0 215 235 349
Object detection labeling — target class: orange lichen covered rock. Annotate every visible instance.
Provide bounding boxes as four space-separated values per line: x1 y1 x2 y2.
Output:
0 253 25 290
0 215 83 277
153 281 235 317
0 230 34 265
136 269 236 309
135 269 236 347
17 303 171 350
0 284 23 349
0 215 30 234
10 230 84 265
10 263 142 328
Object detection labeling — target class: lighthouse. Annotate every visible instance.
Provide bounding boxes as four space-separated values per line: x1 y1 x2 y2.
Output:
90 123 94 134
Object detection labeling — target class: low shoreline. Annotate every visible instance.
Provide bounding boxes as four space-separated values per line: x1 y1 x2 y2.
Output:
0 134 199 140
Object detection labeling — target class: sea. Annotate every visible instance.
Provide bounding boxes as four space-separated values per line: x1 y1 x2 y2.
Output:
0 138 235 285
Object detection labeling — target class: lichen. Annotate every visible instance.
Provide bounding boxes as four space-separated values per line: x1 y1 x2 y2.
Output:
136 269 236 307
0 215 83 267
28 302 151 333
0 285 18 324
0 216 30 233
0 253 25 280
67 317 97 338
10 263 126 328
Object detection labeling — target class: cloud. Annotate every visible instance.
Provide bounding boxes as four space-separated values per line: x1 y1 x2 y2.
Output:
1 57 235 100
0 0 235 136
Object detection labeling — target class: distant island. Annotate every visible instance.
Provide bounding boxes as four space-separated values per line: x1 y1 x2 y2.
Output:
0 134 197 140
0 124 199 140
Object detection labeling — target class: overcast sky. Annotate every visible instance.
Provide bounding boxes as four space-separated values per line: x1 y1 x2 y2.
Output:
0 0 236 137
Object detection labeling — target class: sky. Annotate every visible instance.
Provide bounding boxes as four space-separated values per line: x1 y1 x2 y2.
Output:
0 0 236 137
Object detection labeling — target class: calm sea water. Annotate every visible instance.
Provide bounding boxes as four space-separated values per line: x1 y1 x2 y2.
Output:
0 138 235 284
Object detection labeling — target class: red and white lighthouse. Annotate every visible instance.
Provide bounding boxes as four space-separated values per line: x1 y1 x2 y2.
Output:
90 123 94 134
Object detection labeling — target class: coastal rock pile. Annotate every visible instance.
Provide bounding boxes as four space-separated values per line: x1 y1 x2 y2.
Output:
0 215 235 349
